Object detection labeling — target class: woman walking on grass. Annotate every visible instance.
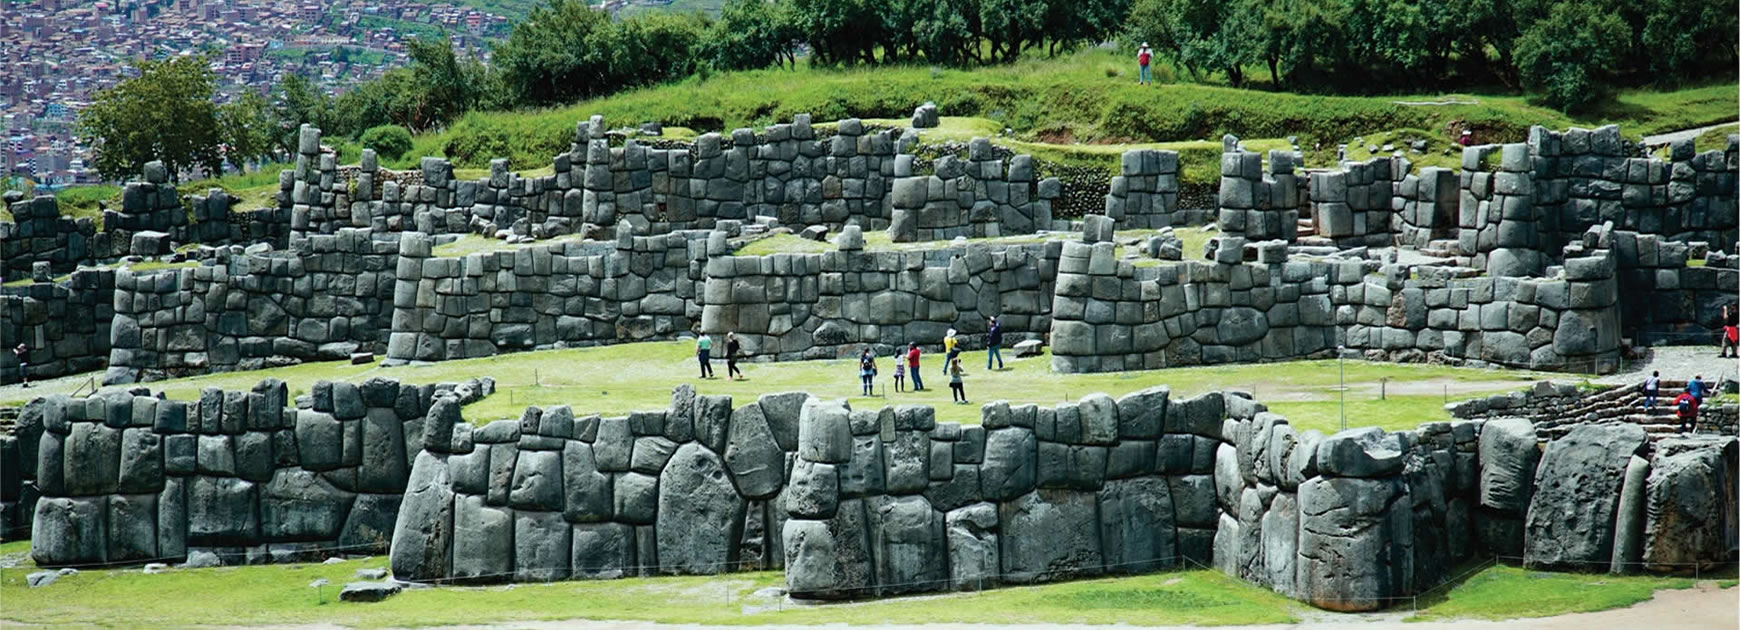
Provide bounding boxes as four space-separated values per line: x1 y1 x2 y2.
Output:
949 357 968 404
859 348 878 396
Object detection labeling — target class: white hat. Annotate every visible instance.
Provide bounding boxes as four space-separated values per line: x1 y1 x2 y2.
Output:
946 329 957 337
1461 130 1471 135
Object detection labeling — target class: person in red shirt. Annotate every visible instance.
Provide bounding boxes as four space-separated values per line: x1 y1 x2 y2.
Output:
1674 391 1698 434
1137 43 1153 86
906 342 925 391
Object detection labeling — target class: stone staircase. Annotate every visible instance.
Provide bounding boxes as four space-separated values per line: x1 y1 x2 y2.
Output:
1530 380 1703 440
1296 217 1316 239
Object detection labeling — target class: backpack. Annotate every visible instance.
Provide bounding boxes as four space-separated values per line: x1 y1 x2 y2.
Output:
1678 398 1692 413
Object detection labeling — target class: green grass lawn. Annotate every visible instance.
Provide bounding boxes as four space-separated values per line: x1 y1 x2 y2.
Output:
2 339 1552 434
4 539 1730 628
1407 564 1734 622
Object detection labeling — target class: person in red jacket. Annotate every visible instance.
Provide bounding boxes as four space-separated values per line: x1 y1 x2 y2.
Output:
1137 43 1153 86
1674 391 1698 434
906 342 925 391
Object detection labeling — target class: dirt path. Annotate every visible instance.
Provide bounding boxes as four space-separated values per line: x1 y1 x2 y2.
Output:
194 583 1735 630
1643 121 1738 146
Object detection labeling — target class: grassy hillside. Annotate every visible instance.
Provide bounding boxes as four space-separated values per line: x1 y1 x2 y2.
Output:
418 49 1735 175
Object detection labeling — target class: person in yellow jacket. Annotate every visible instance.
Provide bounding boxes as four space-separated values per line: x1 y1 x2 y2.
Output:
943 328 960 363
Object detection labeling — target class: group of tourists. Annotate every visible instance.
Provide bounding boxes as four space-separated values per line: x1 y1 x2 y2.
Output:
1644 370 1711 434
855 316 1007 404
692 315 1009 404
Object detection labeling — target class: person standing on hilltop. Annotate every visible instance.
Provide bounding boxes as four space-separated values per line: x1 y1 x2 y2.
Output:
1137 43 1153 86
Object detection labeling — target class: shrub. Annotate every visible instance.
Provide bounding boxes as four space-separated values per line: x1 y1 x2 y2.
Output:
360 125 414 161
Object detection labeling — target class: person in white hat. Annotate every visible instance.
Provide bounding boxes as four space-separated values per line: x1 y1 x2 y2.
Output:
1137 43 1153 85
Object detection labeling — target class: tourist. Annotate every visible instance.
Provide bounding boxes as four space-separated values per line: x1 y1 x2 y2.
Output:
12 343 28 388
1137 43 1152 86
1721 305 1738 358
725 332 744 381
1675 390 1698 434
1642 370 1661 410
944 328 960 364
948 357 968 404
1458 130 1473 147
858 347 877 396
1688 373 1706 403
696 334 715 379
892 354 907 393
985 315 1005 370
906 342 925 391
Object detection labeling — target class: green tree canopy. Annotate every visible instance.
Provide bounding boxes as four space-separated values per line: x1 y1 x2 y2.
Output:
78 55 224 181
1514 2 1629 111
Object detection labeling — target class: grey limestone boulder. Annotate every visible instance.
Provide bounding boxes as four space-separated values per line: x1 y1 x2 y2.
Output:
338 581 402 602
757 392 812 452
945 502 999 590
998 489 1102 583
1523 423 1647 570
1478 418 1539 513
390 451 456 582
725 404 785 500
980 428 1036 501
785 499 874 599
656 443 746 574
515 511 572 582
562 442 612 522
865 494 945 594
1115 386 1168 439
797 399 852 464
1097 477 1177 573
1642 437 1737 572
785 459 839 519
1316 427 1404 478
451 494 513 582
571 522 636 579
1296 475 1412 611
32 497 105 566
260 468 354 542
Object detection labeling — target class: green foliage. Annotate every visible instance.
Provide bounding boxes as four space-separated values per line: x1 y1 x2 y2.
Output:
1513 2 1630 112
360 125 414 161
217 91 277 171
493 1 711 106
706 0 797 71
78 56 224 181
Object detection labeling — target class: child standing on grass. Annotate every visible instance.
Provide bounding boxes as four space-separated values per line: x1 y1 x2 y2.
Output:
949 357 967 404
893 356 906 392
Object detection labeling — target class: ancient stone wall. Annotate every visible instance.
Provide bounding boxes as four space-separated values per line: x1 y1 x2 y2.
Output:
700 229 1056 361
1 195 118 282
1394 167 1460 249
1103 149 1184 229
1527 126 1738 252
16 376 495 564
1049 240 1639 373
1215 142 1302 243
383 228 708 363
887 140 1060 241
1310 156 1404 248
21 380 1736 609
103 228 401 384
1 269 115 384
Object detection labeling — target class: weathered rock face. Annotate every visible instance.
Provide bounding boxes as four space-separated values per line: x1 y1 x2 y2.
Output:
784 499 874 599
656 443 745 574
1523 423 1648 570
1478 418 1539 512
1642 437 1738 572
1296 475 1412 612
391 451 456 581
998 489 1102 584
